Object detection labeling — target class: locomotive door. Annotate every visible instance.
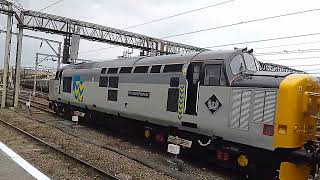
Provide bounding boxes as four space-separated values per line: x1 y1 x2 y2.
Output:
58 70 63 94
185 62 202 115
197 61 228 120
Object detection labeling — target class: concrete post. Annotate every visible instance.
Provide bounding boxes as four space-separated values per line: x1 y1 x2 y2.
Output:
33 54 38 96
1 3 13 108
13 13 24 108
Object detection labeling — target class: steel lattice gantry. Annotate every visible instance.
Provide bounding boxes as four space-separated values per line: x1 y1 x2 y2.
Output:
0 0 13 15
21 10 208 54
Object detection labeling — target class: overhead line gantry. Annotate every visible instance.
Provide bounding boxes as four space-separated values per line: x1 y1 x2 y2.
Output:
21 10 208 55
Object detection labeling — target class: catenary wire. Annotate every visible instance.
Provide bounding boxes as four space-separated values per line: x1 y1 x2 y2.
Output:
255 48 320 56
13 0 24 9
254 40 320 50
0 0 64 31
80 32 320 54
204 32 320 49
123 0 235 29
289 64 320 68
78 0 235 54
80 7 320 54
161 7 320 39
39 0 64 12
260 56 320 62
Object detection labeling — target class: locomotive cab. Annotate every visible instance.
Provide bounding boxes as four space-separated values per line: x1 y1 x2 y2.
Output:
184 49 259 117
186 50 320 179
48 70 61 109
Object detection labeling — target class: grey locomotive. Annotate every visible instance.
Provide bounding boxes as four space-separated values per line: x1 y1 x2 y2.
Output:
48 48 320 179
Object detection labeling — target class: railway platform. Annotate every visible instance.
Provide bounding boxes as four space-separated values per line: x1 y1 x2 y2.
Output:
0 141 50 180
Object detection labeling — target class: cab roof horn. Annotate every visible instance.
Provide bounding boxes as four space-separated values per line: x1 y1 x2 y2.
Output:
234 47 254 54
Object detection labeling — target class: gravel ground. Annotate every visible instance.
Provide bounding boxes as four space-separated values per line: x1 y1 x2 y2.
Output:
16 104 233 180
8 89 49 106
2 90 235 179
0 115 108 179
0 108 176 180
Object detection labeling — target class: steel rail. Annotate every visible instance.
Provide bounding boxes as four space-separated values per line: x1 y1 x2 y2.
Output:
0 112 119 180
5 91 194 180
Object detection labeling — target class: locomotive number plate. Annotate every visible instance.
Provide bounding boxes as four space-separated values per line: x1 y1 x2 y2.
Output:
167 135 192 148
128 91 150 98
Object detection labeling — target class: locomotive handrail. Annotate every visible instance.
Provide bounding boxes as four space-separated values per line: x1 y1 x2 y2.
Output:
306 92 320 97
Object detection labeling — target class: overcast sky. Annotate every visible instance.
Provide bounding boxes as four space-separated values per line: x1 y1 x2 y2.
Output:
1 0 320 75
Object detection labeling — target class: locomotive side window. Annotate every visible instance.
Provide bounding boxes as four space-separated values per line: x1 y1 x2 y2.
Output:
170 77 179 87
99 77 108 87
107 68 118 74
108 90 118 101
62 77 72 93
119 67 133 73
220 67 227 86
243 53 258 72
101 68 107 74
150 65 162 73
166 88 179 112
109 77 119 88
163 64 183 73
134 66 149 73
230 54 245 75
167 76 180 112
204 64 221 86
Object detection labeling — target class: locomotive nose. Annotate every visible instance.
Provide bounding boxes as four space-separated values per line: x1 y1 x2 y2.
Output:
275 74 320 180
274 74 320 149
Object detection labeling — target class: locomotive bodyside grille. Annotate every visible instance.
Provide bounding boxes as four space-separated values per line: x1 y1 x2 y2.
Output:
239 90 252 130
230 89 252 130
230 88 277 131
230 89 242 129
252 90 277 125
263 91 277 124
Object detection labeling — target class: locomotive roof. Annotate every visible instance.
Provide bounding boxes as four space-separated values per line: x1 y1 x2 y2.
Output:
63 50 238 70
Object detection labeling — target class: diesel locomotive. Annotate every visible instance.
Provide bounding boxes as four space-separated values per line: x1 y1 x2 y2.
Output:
48 48 320 179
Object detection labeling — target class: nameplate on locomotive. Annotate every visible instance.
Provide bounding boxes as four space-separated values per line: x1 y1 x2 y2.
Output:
128 91 150 98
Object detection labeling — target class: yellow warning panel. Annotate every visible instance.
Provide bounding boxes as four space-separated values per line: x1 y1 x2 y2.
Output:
274 74 319 148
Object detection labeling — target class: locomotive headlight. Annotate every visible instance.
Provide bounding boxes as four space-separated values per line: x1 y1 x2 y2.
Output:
144 130 151 138
237 154 249 167
278 125 287 135
293 124 298 132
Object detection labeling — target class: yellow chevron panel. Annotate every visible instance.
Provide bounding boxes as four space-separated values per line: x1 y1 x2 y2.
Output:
79 84 84 91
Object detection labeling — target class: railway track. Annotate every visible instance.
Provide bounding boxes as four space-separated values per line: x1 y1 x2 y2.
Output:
6 91 51 112
4 91 203 179
0 113 119 180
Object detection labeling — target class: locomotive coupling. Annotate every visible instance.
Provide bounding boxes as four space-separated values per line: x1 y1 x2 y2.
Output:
288 149 319 164
278 147 320 165
311 148 320 164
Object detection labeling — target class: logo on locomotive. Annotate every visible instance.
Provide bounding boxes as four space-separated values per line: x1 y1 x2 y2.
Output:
205 94 222 114
73 75 85 102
